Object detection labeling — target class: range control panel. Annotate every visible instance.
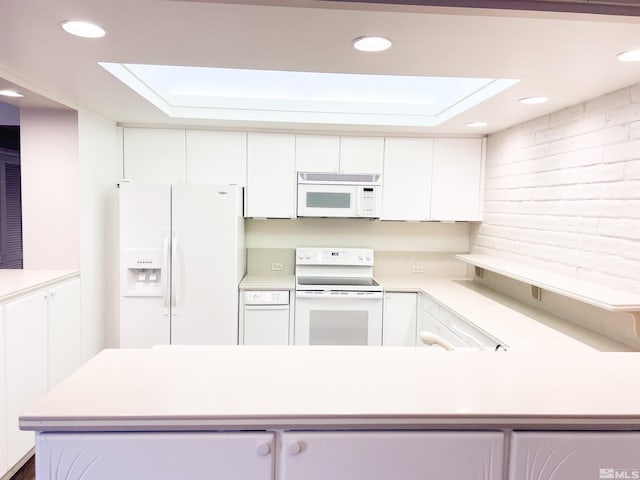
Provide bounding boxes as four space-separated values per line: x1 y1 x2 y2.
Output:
295 248 374 267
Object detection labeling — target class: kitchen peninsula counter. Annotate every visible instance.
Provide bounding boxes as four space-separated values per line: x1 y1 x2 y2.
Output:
378 275 633 352
19 346 640 431
0 269 79 301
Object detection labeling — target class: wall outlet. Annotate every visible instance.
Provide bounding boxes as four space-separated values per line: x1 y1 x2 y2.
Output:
411 264 424 274
271 262 284 271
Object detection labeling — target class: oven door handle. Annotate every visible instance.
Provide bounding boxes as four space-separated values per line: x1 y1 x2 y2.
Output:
296 291 384 300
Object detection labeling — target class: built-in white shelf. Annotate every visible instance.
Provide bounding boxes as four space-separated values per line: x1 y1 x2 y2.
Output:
456 254 640 334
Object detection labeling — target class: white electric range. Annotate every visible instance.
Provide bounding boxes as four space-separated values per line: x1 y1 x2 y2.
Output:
294 247 383 346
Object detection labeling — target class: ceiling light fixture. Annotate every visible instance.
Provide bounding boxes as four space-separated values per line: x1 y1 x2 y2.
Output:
519 96 548 105
61 20 106 38
617 49 640 62
466 121 487 128
0 89 24 98
352 36 392 52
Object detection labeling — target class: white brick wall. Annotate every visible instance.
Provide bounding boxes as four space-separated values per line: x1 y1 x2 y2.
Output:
472 83 640 294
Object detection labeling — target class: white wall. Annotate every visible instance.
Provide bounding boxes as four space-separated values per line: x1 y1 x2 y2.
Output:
472 84 640 294
246 218 470 252
78 110 121 358
0 101 19 125
20 108 80 269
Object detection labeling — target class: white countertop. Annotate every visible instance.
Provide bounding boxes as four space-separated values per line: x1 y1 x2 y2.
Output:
0 269 79 302
239 275 295 290
379 275 632 352
20 346 640 431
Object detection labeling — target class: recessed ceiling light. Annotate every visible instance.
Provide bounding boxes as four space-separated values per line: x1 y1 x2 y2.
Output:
0 89 24 98
352 36 392 52
466 121 487 128
617 50 640 62
519 96 548 105
61 20 106 38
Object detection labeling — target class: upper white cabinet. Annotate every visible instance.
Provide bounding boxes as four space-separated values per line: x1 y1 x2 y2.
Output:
185 130 247 186
382 137 433 221
3 290 48 467
246 133 296 218
280 431 504 480
295 135 340 172
123 128 186 184
383 292 417 346
295 135 383 174
47 277 82 390
339 136 384 173
431 138 484 221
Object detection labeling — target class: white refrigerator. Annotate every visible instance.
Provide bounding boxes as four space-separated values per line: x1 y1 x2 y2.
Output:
119 182 245 347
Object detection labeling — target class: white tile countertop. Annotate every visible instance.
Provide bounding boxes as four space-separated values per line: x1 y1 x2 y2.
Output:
20 346 640 431
378 275 632 352
0 269 79 302
239 275 295 290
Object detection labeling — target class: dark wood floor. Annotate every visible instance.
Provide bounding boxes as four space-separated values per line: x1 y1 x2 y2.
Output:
9 456 35 480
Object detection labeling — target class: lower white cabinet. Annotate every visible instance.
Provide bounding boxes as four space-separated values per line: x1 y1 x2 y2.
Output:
0 308 6 475
36 432 275 480
0 275 82 476
509 432 640 479
47 278 82 389
3 290 48 467
280 431 504 480
383 292 417 346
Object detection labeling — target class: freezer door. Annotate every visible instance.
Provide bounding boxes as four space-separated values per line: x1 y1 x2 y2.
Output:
170 184 242 345
119 182 171 347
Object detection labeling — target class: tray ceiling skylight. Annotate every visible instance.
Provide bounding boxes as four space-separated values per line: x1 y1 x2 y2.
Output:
100 63 519 126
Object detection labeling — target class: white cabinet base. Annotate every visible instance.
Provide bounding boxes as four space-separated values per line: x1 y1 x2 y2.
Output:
36 432 275 480
281 431 504 480
510 432 640 479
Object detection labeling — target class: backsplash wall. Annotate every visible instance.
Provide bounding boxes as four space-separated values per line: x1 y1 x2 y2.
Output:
471 83 640 294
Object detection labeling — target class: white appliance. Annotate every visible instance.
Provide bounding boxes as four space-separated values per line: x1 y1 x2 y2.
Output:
119 182 245 347
241 290 290 345
294 247 383 345
420 296 507 351
297 172 382 218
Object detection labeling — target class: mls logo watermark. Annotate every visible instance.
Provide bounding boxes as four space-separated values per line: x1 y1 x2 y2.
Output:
600 468 640 479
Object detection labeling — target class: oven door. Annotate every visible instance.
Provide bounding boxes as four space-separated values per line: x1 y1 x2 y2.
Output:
294 291 383 346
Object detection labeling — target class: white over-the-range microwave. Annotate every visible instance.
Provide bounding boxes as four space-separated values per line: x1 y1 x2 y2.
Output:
297 172 382 218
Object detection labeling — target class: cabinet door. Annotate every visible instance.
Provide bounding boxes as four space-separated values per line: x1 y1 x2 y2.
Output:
339 136 384 174
3 291 48 467
382 138 433 221
0 308 6 475
123 128 186 183
186 130 247 186
509 432 640 479
37 432 275 480
383 292 417 346
281 431 503 480
295 135 339 173
246 133 296 218
431 138 484 221
418 309 467 349
47 277 82 389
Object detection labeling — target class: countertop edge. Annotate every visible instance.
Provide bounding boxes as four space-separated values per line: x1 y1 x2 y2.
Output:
0 270 80 302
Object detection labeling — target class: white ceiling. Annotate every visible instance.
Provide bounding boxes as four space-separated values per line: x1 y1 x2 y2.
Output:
2 0 640 135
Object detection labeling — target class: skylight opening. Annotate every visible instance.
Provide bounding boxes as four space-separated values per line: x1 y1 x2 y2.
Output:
99 63 520 127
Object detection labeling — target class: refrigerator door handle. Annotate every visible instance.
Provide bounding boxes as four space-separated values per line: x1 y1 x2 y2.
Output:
161 234 170 315
171 232 179 311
